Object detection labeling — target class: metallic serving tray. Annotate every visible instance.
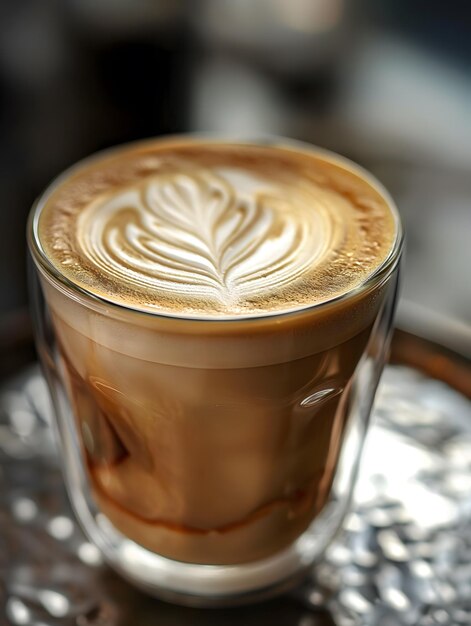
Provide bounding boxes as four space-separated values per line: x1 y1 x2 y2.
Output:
0 319 470 626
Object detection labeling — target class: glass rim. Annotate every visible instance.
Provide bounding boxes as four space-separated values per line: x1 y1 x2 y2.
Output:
27 134 404 325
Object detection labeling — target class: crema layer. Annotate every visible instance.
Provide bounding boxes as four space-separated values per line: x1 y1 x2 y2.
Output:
37 139 397 317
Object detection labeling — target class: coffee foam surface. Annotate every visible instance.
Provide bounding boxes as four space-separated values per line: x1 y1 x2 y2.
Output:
38 139 397 317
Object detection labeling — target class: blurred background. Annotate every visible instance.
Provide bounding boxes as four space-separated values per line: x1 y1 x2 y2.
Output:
0 0 470 356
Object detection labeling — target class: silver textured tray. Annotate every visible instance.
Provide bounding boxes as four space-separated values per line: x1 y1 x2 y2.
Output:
1 352 470 626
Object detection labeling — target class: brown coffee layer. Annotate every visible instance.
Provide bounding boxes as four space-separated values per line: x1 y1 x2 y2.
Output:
50 289 373 564
37 138 397 317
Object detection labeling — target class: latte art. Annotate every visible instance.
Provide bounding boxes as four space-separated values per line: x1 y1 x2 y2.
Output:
37 139 397 316
78 169 332 307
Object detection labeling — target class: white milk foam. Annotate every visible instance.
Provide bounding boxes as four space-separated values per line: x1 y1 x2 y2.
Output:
38 140 397 317
78 166 336 307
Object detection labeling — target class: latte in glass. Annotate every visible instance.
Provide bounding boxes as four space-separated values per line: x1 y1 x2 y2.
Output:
33 138 398 565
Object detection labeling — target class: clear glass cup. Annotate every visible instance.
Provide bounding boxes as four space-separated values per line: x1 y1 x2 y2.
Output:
27 139 403 606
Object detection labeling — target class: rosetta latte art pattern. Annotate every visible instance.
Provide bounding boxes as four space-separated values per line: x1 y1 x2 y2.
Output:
77 169 332 307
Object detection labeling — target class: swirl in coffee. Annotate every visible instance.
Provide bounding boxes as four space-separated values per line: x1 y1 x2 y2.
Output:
33 138 399 566
39 139 395 316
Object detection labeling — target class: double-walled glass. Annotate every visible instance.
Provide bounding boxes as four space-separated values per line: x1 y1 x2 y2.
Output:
27 142 402 606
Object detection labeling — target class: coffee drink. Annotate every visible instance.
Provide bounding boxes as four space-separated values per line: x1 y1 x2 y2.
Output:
39 139 395 317
33 138 398 565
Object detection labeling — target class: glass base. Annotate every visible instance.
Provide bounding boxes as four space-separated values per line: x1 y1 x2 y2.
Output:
112 548 310 607
107 534 320 606
80 504 347 607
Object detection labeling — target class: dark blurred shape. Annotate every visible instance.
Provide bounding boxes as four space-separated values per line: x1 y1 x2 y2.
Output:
0 0 189 317
191 0 349 76
367 0 471 70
